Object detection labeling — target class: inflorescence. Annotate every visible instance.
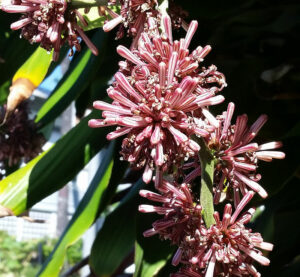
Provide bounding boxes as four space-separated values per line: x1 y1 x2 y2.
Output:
2 0 286 276
89 18 226 187
86 4 284 275
0 103 45 180
1 0 98 60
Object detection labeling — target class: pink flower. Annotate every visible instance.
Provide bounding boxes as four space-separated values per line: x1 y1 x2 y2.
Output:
1 0 98 61
185 102 285 205
140 186 273 277
175 193 273 277
103 0 159 40
103 1 189 42
89 19 226 185
139 179 201 244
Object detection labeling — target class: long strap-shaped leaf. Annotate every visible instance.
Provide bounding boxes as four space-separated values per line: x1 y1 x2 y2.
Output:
5 47 52 120
89 179 146 276
0 111 111 215
12 47 52 87
38 142 115 277
134 212 175 277
35 29 107 128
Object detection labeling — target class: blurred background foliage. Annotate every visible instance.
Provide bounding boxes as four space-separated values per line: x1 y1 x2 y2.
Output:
0 0 299 276
0 231 82 277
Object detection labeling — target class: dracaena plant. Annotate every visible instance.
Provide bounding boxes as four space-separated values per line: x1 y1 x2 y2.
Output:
0 0 294 277
86 1 285 276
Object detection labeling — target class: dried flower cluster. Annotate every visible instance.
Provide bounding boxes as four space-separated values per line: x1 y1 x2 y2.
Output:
1 0 98 60
0 104 45 179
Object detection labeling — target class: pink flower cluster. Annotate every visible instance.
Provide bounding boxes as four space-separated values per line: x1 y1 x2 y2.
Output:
1 0 98 60
102 0 188 44
89 18 226 186
140 183 273 277
103 0 159 40
87 8 284 274
184 102 285 206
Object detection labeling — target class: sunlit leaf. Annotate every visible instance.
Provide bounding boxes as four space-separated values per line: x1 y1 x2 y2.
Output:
12 47 52 87
5 47 53 117
78 6 120 31
38 142 115 277
0 111 111 215
35 29 107 127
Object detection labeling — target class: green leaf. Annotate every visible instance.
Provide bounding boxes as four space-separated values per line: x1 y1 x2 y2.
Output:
0 111 111 215
198 138 216 228
78 6 121 32
0 151 48 216
134 212 175 277
0 80 10 105
38 142 115 277
0 30 37 86
78 7 106 31
35 29 107 128
12 47 52 87
89 179 146 276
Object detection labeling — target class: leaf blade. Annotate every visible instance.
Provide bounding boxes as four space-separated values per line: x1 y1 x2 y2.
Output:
89 179 145 276
35 30 107 127
0 111 111 215
38 142 115 277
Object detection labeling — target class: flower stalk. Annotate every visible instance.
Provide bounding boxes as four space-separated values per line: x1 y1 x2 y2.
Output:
69 0 109 9
198 137 216 228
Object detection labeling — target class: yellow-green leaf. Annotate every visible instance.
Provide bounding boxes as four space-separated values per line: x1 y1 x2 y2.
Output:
39 143 115 277
0 111 111 215
13 47 52 87
35 30 107 127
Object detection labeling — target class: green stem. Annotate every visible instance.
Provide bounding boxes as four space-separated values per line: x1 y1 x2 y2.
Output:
198 138 216 228
69 0 109 9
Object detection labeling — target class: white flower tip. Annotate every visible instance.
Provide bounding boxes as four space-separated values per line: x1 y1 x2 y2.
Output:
259 256 271 266
103 16 123 32
228 102 235 109
259 242 274 251
277 152 286 159
88 119 100 128
143 168 153 184
248 190 255 197
190 257 199 264
139 190 148 197
143 228 157 237
93 101 101 109
106 133 116 140
138 205 152 213
190 20 199 29
258 187 268 199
